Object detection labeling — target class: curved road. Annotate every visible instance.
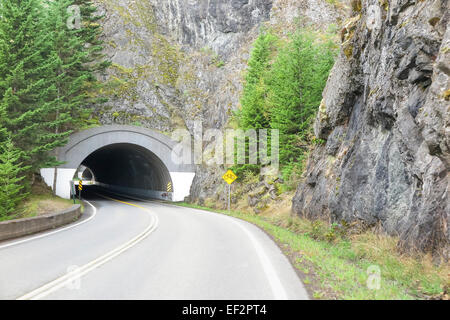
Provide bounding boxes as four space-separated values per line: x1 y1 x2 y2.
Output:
0 193 308 300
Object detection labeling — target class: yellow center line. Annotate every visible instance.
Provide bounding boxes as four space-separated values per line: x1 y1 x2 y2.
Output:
17 193 159 300
96 193 153 212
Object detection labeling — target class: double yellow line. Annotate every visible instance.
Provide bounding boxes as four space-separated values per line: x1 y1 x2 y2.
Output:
17 195 159 300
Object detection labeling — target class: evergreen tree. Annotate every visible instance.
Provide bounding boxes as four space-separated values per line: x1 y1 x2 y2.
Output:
0 100 7 143
232 30 276 177
0 0 41 139
0 0 62 179
0 0 110 190
234 29 336 181
74 0 111 73
0 136 29 219
42 0 110 191
267 31 335 175
236 29 276 130
54 0 110 120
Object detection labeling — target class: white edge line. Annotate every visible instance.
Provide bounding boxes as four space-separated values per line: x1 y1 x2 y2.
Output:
154 202 289 300
17 200 159 300
0 201 97 250
224 216 289 300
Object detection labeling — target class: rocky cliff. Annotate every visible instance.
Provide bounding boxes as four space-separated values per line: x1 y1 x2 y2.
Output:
95 0 253 133
94 0 341 203
292 0 449 258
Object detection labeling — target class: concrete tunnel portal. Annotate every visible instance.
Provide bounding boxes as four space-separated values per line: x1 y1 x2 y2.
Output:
40 125 196 202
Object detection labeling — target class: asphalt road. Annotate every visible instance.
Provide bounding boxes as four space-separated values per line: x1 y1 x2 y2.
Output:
0 191 308 300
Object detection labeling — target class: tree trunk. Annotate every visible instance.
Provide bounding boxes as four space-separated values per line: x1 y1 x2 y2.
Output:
52 167 58 196
52 88 60 196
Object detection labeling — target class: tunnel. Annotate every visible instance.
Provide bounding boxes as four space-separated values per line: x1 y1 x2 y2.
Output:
40 125 196 201
80 143 172 195
81 167 94 181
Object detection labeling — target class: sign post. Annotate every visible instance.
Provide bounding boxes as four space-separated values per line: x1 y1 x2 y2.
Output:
228 184 231 212
70 180 76 204
78 180 83 201
222 170 237 212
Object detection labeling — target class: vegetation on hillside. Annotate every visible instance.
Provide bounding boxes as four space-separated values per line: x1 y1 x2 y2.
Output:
233 28 337 183
0 137 29 219
14 179 80 221
0 0 109 219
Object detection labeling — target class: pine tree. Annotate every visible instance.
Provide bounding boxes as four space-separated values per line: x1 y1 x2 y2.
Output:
267 31 335 174
0 0 60 179
45 0 110 122
232 30 277 177
236 29 276 130
72 0 111 115
74 0 111 72
0 100 7 143
0 136 29 219
234 29 336 181
35 0 109 192
0 0 110 189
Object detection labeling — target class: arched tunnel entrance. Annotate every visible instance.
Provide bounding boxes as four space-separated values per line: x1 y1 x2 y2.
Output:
81 167 94 181
81 143 172 193
40 125 196 202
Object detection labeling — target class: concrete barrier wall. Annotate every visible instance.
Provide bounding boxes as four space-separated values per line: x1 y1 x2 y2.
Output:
0 205 82 242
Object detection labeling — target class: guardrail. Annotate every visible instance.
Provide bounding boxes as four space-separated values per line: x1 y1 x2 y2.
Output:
0 205 82 242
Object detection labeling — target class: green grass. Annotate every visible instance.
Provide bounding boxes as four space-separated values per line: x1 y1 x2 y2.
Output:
12 194 81 220
174 202 449 300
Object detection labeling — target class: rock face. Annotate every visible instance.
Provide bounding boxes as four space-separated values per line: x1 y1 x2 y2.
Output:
93 0 278 205
151 0 273 57
92 0 341 203
292 0 449 257
94 0 272 134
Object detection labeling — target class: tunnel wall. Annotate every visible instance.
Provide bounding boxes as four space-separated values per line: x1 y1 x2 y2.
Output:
40 169 77 200
96 172 195 202
96 182 172 201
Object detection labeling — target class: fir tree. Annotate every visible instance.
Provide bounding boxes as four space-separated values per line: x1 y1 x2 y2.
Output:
73 0 111 73
267 31 336 176
0 136 29 219
42 0 110 192
236 29 276 130
234 29 336 181
0 0 60 179
232 30 276 176
0 0 110 190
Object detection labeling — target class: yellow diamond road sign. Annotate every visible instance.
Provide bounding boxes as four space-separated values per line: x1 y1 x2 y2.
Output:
223 170 237 185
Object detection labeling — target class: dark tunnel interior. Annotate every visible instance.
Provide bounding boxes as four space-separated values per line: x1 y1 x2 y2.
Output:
80 143 172 192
